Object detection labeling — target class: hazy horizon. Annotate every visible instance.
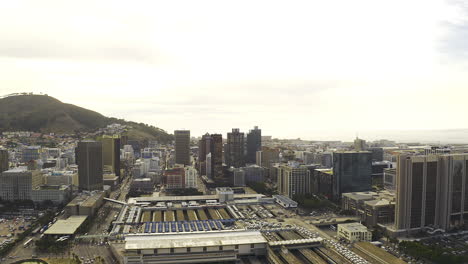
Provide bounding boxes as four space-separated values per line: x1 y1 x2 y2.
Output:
1 1 468 142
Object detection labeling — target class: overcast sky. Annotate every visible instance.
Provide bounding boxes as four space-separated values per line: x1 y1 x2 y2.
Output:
1 0 467 141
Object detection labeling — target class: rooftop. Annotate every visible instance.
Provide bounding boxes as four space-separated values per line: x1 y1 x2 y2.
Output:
44 215 88 235
125 230 267 250
3 166 28 173
338 222 368 232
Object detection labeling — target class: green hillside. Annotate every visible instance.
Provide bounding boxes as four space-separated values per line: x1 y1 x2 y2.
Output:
0 94 173 142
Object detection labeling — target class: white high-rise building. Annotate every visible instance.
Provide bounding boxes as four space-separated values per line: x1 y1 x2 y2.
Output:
185 166 198 189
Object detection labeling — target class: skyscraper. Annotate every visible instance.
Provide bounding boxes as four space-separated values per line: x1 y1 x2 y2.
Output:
174 130 190 166
198 133 223 180
395 154 468 234
76 141 103 191
101 135 121 178
246 126 261 164
277 163 311 198
0 149 8 173
225 128 245 168
332 151 372 200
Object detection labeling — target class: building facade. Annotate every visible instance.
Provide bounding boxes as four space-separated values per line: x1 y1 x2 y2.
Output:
395 154 468 234
102 135 121 178
0 167 42 201
175 130 191 166
76 141 103 191
246 126 261 164
0 149 8 173
332 151 372 200
277 164 311 198
225 129 245 168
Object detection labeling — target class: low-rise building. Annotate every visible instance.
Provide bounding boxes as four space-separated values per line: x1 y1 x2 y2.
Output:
342 190 395 227
123 230 267 264
31 184 71 204
65 191 105 216
273 195 298 208
130 178 154 193
338 223 372 243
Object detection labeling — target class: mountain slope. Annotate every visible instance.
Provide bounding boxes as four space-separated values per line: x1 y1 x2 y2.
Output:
0 94 173 142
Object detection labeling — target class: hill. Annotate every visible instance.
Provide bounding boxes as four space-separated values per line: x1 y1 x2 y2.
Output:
0 94 173 142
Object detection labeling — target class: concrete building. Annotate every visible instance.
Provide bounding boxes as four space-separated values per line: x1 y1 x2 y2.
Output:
164 167 185 189
65 191 105 216
44 171 78 187
225 129 245 168
232 168 246 187
332 151 372 200
354 137 367 151
102 135 121 179
342 191 395 227
273 195 298 208
31 184 71 204
216 187 234 203
122 230 267 264
0 149 9 173
175 130 191 166
383 168 396 190
256 147 280 168
368 147 384 162
311 168 334 199
277 163 311 198
130 178 154 193
338 223 372 243
243 165 264 183
76 141 103 191
0 167 42 201
22 146 41 162
246 126 261 164
184 166 197 189
394 154 468 234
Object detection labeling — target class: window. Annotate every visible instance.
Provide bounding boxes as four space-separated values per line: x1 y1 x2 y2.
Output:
187 248 191 252
250 244 255 249
170 248 174 253
235 245 239 249
219 246 223 251
203 247 207 252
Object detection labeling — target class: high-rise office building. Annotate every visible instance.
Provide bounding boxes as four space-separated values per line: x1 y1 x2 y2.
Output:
0 149 8 173
0 167 42 201
225 129 245 168
395 154 468 234
174 130 190 166
246 126 261 164
257 147 280 167
277 163 311 198
76 141 103 191
102 135 121 178
198 133 223 180
211 134 223 180
332 151 372 200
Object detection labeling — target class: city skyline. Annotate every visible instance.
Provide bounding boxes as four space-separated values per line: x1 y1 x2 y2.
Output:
1 0 468 142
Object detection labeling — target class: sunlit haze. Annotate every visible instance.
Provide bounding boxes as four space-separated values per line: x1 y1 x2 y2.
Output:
1 0 467 141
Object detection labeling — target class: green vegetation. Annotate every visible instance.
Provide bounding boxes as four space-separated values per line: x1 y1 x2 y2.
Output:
292 194 336 210
247 182 277 195
399 241 468 264
35 236 70 254
0 94 173 143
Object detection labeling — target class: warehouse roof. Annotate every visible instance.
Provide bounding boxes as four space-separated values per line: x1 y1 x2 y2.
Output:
125 230 266 250
44 215 88 235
